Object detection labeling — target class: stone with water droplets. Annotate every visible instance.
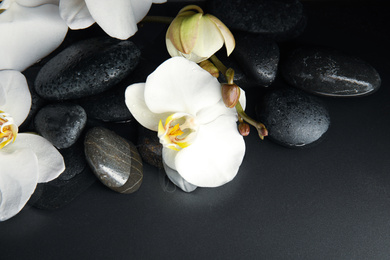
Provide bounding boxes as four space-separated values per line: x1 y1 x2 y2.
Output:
256 87 330 148
233 33 279 87
207 0 306 41
34 103 87 149
35 37 141 100
84 127 143 193
281 47 381 97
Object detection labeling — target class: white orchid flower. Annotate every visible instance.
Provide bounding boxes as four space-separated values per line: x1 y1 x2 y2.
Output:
0 70 65 221
0 0 68 71
59 0 167 40
125 57 246 192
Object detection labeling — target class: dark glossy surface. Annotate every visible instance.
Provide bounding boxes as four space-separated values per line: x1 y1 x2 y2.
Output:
1 1 390 259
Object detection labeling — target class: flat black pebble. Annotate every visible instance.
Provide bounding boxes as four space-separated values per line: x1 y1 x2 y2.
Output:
35 37 141 100
34 103 87 149
257 87 330 148
281 47 381 97
84 127 143 194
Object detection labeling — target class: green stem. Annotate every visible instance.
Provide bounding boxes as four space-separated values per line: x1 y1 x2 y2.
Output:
210 54 268 140
141 16 175 24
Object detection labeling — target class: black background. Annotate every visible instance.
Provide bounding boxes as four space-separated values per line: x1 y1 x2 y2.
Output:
1 1 390 259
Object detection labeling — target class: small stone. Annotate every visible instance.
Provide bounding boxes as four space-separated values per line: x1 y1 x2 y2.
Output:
137 125 163 168
233 33 279 86
84 127 143 193
256 87 330 148
35 37 141 100
28 142 95 210
207 0 306 41
34 103 87 149
281 47 381 97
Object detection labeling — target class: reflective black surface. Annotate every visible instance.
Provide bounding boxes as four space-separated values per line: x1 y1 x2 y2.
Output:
1 1 390 259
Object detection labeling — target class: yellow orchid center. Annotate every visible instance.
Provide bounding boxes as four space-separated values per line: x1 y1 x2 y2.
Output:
158 113 198 151
0 110 18 149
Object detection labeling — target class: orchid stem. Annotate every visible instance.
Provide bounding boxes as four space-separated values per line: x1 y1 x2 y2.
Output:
210 54 268 140
141 16 174 24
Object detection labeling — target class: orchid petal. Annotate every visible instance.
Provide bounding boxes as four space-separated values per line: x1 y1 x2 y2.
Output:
15 0 59 7
85 0 138 40
0 2 68 71
196 88 246 125
125 83 172 131
163 161 197 192
9 133 65 183
0 148 39 221
145 57 222 116
59 0 94 30
206 14 235 56
0 85 6 107
174 115 245 187
0 70 31 126
190 16 224 61
129 0 152 23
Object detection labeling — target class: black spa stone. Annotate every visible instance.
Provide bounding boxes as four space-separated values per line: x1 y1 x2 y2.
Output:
34 103 87 149
281 47 381 97
256 87 330 148
233 33 279 87
137 125 163 169
34 37 141 100
207 0 306 41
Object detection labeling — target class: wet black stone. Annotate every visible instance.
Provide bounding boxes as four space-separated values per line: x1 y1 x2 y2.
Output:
34 103 87 149
57 141 87 181
137 125 163 169
281 47 381 97
76 57 157 122
35 37 141 100
207 0 306 41
256 87 330 148
84 127 143 194
233 33 279 87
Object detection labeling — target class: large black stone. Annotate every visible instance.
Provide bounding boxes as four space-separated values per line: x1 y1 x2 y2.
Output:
84 127 143 194
137 125 163 169
34 103 87 149
256 87 330 148
76 57 157 122
281 47 381 97
207 0 306 41
35 37 141 100
233 33 279 87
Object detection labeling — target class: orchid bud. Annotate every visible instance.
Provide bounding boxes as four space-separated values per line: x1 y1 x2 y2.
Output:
221 83 240 108
199 60 219 78
166 5 235 63
238 123 250 136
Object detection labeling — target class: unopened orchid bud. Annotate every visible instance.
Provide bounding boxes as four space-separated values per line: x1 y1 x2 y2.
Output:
221 83 240 108
166 5 235 63
238 122 250 136
199 60 219 78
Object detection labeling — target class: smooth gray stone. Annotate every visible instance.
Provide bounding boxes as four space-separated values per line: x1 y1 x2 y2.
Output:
233 33 279 87
256 87 330 148
207 0 306 41
34 103 87 149
281 47 381 97
84 127 143 194
35 37 141 100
